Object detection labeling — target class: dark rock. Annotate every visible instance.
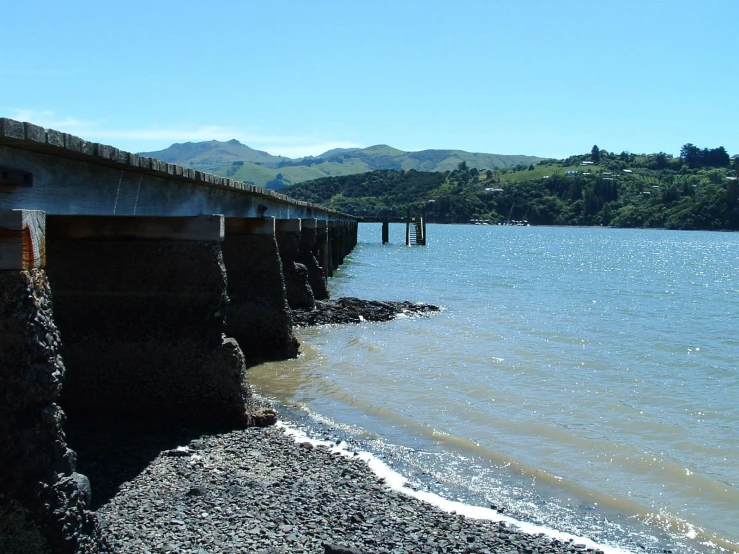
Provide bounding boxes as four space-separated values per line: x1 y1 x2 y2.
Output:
186 486 205 497
324 542 365 554
1 269 107 553
251 407 278 427
66 471 92 507
292 297 440 327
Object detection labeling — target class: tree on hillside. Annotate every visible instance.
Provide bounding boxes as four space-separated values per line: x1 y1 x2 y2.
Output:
653 152 668 170
619 151 633 163
681 144 731 169
680 143 701 168
706 146 730 167
591 145 601 163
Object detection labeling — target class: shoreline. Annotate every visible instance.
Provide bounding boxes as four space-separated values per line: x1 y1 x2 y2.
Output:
88 409 615 554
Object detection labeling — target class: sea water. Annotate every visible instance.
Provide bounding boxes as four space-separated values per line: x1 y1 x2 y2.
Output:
249 224 739 554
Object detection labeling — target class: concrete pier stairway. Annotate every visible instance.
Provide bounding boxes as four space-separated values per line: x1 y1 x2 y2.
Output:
406 217 426 246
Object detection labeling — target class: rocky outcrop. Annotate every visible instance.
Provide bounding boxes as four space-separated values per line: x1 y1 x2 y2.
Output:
0 269 102 553
292 297 440 327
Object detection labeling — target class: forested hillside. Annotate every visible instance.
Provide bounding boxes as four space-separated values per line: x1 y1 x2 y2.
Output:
284 145 739 230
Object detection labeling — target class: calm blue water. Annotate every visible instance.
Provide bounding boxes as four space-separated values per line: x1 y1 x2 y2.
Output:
250 224 739 554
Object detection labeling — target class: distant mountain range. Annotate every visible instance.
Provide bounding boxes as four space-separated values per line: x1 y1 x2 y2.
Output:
138 140 544 190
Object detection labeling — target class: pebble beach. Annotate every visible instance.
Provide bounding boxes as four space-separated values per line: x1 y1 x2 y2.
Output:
86 414 610 554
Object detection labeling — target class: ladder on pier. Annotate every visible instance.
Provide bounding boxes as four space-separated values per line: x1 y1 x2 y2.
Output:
405 217 426 246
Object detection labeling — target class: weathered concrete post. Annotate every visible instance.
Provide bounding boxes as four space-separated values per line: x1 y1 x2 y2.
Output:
315 220 331 278
45 214 251 425
296 218 329 301
329 221 340 273
1 210 101 553
348 221 357 256
337 221 348 266
275 218 314 310
222 217 299 363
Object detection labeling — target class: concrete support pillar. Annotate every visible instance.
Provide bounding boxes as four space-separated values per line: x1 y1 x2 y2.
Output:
222 217 298 362
0 210 101 553
45 215 251 425
296 218 328 301
329 221 340 272
337 221 348 266
275 218 314 310
350 221 358 251
315 220 331 278
347 221 357 256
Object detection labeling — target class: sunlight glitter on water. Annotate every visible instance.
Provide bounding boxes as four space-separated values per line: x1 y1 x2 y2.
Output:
250 224 739 554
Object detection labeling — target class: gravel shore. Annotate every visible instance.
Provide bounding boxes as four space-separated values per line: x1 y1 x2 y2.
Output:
85 414 606 554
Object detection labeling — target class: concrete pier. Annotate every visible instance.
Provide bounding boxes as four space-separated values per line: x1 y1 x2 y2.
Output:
0 210 46 269
0 117 360 225
325 220 358 275
222 217 299 363
315 220 331 279
296 218 329 301
329 221 341 273
341 221 358 262
0 118 361 551
275 218 315 310
364 217 425 246
45 214 251 425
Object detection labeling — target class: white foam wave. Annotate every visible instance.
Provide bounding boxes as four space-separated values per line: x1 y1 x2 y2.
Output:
277 421 636 554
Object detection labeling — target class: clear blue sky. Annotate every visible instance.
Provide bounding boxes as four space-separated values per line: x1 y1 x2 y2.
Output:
3 0 737 159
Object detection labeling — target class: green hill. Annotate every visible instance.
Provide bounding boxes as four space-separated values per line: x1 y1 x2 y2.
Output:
139 140 289 174
139 140 543 189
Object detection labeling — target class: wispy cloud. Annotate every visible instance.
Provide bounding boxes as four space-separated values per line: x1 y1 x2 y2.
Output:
7 109 361 158
9 109 96 134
